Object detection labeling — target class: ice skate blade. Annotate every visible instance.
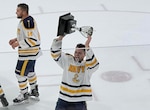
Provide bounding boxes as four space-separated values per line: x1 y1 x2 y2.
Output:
13 99 29 106
0 106 9 108
29 96 40 101
0 104 9 108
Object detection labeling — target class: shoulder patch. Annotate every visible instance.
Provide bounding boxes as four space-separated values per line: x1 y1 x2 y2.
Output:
65 53 73 57
23 16 34 29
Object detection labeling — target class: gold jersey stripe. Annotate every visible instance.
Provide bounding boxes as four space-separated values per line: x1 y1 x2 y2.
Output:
28 76 37 83
0 88 4 94
19 83 27 88
28 38 36 46
60 85 92 94
86 58 97 67
18 48 39 54
20 60 28 76
51 53 60 58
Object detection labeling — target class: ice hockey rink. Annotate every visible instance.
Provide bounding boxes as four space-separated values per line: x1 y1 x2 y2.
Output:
0 0 150 110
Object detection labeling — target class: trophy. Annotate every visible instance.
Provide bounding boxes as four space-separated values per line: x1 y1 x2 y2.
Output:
57 13 93 38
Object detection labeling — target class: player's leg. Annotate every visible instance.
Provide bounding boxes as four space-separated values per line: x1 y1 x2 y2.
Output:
28 72 39 98
13 74 29 104
55 98 67 110
27 60 39 99
72 101 87 110
13 60 29 104
0 85 9 107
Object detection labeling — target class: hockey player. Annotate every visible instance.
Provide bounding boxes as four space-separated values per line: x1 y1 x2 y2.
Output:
0 85 9 107
51 35 99 110
9 3 42 104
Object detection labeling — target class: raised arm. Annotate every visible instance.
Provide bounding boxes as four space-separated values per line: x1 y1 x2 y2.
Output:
85 36 99 75
50 35 66 68
85 36 92 48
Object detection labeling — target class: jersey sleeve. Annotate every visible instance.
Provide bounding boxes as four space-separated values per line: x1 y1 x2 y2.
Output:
85 48 99 75
18 16 41 49
50 39 67 69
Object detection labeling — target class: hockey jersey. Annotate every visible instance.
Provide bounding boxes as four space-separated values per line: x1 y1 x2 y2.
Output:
51 39 99 102
17 16 42 60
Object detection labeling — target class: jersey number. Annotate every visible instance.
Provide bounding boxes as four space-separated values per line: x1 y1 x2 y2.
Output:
28 31 33 37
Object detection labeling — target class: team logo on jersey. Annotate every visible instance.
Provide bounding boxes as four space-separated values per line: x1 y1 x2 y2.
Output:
68 64 85 83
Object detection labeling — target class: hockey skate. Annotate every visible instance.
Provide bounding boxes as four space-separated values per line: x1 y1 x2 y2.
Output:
0 94 9 107
13 92 29 105
29 85 40 101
